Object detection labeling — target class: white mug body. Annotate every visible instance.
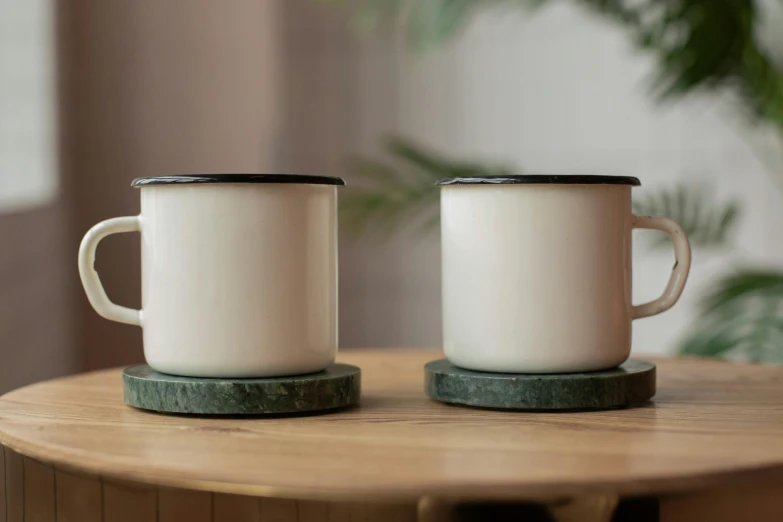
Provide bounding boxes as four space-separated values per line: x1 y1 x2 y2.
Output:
78 175 343 378
439 176 691 374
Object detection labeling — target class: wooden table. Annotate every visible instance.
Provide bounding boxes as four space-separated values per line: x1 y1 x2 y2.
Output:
1 349 782 521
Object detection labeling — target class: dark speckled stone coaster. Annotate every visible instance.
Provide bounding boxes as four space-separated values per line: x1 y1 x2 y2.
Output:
123 364 360 415
425 359 655 411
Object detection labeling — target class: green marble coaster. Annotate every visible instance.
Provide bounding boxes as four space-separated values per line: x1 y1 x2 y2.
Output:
425 359 655 411
123 364 360 415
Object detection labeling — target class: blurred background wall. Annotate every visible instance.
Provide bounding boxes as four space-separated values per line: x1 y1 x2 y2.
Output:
0 0 75 392
285 0 783 355
61 0 283 371
1 0 782 392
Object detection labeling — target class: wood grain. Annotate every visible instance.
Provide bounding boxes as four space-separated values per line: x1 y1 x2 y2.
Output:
55 469 102 522
23 458 55 522
295 500 329 522
101 479 156 522
1 350 783 502
4 448 23 522
0 447 416 522
0 443 6 522
212 493 259 522
158 487 212 522
259 498 298 521
660 481 783 522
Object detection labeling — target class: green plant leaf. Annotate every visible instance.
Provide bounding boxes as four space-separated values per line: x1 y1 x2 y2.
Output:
678 270 783 362
632 183 740 251
701 271 783 314
677 315 747 358
385 136 454 180
339 135 515 237
323 0 783 133
322 0 541 51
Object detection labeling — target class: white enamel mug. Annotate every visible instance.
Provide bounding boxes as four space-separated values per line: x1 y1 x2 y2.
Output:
439 175 691 374
78 174 344 378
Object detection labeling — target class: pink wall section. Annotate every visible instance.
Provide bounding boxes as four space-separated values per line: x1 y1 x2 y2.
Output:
58 0 283 372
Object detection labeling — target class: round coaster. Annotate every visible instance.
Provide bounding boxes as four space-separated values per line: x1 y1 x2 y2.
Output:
123 364 361 415
425 359 655 411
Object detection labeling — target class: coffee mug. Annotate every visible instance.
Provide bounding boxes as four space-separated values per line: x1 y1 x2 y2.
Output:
438 175 691 374
78 174 345 378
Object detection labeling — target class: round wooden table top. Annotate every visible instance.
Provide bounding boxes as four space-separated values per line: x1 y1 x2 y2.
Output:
1 349 783 502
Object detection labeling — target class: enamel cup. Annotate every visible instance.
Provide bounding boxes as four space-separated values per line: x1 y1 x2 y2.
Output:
438 175 691 374
78 174 344 378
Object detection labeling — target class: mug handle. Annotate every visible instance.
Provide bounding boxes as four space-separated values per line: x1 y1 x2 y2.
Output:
631 215 692 319
78 216 142 326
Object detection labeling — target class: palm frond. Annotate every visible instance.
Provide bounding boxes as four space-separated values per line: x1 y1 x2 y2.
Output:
702 271 783 314
318 0 538 51
340 135 515 237
322 0 783 130
632 183 740 250
678 270 783 363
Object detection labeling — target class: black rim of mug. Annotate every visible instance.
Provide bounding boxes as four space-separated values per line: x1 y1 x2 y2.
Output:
435 175 641 186
131 174 346 187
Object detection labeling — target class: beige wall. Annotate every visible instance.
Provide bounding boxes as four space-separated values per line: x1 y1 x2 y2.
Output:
1 0 439 391
0 2 77 395
281 1 443 348
0 204 77 394
1 0 436 393
61 0 283 370
8 0 777 383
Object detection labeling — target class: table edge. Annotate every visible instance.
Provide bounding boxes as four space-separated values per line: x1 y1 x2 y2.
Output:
2 352 783 501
